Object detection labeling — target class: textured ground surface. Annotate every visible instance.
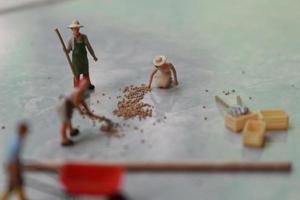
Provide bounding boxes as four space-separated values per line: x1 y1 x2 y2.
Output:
0 0 300 199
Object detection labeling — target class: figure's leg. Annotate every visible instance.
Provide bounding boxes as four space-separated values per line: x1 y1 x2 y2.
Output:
73 76 80 87
0 184 14 200
60 122 73 146
60 122 68 144
82 73 90 84
15 187 27 200
67 121 79 137
0 190 10 200
83 71 95 90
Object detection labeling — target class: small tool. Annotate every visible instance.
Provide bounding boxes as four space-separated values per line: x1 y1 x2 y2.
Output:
215 96 249 117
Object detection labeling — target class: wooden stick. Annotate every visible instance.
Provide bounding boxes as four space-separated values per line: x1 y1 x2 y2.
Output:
24 161 292 173
215 96 230 109
124 161 291 172
54 28 75 76
236 96 243 106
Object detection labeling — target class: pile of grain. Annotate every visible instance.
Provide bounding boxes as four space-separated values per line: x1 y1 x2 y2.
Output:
113 84 153 120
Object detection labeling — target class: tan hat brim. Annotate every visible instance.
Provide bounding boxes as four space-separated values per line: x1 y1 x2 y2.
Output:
68 25 84 28
153 55 167 66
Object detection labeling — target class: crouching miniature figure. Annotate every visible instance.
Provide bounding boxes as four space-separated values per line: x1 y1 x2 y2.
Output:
57 79 109 147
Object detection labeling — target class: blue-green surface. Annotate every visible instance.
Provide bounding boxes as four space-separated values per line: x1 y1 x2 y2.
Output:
0 0 299 199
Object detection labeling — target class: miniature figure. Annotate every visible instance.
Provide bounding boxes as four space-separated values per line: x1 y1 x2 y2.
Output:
65 19 98 89
147 55 179 89
57 79 109 147
1 122 29 200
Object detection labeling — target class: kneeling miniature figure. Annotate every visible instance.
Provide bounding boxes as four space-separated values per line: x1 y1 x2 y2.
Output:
147 55 179 89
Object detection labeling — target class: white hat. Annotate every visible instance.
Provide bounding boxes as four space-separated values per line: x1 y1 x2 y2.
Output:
68 19 84 28
153 55 167 67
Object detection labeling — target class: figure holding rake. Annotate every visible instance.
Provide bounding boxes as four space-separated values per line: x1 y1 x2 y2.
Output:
57 79 113 147
55 19 98 89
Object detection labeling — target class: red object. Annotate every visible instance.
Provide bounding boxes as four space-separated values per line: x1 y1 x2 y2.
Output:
59 162 124 196
73 74 90 87
73 77 80 87
82 74 89 81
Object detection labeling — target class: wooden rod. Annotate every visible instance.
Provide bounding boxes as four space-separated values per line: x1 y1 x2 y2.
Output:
124 161 291 172
236 96 243 106
24 161 292 173
215 96 230 109
54 28 75 76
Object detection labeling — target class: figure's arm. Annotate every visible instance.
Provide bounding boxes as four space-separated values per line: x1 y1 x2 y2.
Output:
81 101 109 121
147 68 158 88
73 94 86 115
170 63 178 85
84 35 98 61
75 104 85 115
79 101 95 117
65 38 72 54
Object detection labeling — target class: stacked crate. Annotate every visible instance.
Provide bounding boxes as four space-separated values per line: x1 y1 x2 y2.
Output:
224 109 289 148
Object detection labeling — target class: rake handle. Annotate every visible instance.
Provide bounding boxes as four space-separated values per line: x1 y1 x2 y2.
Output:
24 161 292 173
54 28 75 76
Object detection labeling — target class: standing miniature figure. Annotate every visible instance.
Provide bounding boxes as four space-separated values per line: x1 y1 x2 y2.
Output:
1 122 29 200
57 79 110 147
65 19 98 89
147 55 179 89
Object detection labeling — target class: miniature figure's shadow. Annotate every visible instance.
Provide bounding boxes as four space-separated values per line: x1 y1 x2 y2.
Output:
108 193 130 200
214 100 227 116
241 147 264 161
72 129 110 145
265 131 288 143
222 128 241 145
64 193 130 200
84 89 95 99
149 88 177 122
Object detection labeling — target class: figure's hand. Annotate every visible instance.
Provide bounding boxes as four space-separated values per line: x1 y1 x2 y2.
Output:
79 110 85 116
87 112 96 118
95 115 109 122
147 84 151 89
174 80 179 86
94 57 98 62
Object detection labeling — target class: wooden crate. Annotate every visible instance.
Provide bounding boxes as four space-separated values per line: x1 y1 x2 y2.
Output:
224 112 258 133
243 120 266 148
258 109 289 130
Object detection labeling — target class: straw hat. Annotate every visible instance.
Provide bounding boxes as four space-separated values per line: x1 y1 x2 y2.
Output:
153 55 167 67
68 19 84 28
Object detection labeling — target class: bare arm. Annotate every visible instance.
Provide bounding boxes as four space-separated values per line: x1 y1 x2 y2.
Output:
65 38 72 54
147 68 158 88
80 101 108 121
75 104 85 116
84 35 97 61
170 63 178 85
80 101 94 117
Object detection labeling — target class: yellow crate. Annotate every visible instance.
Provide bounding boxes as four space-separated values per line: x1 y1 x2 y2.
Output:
243 120 266 148
224 112 258 133
258 109 289 130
